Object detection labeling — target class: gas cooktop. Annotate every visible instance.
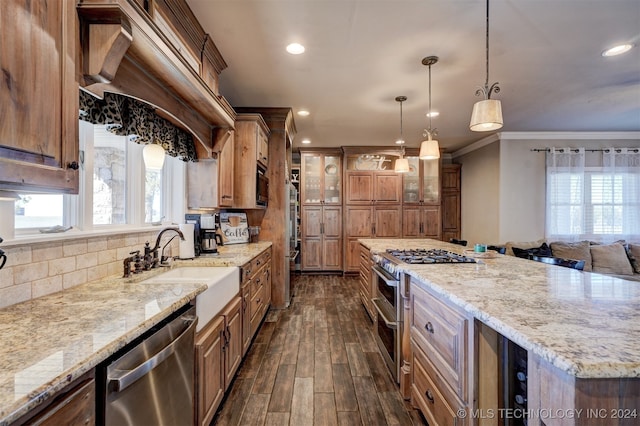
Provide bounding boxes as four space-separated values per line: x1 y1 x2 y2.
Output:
385 248 476 264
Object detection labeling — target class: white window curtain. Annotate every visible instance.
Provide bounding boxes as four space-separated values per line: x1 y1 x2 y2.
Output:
545 147 585 241
597 148 640 242
546 147 640 243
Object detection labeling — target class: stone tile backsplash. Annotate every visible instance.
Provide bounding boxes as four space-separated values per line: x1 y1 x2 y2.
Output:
0 231 179 309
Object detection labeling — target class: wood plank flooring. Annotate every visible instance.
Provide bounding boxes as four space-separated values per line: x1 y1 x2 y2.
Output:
212 274 426 426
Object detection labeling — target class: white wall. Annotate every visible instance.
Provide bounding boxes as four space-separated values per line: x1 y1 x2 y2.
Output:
455 132 640 246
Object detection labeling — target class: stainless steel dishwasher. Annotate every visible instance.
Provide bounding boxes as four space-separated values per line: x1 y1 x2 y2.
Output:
99 305 197 426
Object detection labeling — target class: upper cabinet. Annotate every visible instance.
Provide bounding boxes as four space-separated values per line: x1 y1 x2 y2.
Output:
300 149 342 205
233 114 270 209
402 156 440 204
0 0 79 193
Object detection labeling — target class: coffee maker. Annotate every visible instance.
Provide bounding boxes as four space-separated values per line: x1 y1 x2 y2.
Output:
199 213 223 254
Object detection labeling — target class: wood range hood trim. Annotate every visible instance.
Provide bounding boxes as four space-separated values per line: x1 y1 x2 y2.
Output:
77 0 236 159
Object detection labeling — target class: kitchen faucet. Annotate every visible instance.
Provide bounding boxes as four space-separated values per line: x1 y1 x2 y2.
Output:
145 227 185 269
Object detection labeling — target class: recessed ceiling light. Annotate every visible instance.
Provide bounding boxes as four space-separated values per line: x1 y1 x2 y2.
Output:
286 43 305 55
602 44 634 57
301 138 311 144
297 110 310 117
426 111 440 118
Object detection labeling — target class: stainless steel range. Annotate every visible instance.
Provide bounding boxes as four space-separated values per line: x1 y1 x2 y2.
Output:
371 248 475 383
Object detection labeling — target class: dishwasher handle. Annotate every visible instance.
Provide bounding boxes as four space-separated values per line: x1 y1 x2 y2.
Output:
107 314 197 393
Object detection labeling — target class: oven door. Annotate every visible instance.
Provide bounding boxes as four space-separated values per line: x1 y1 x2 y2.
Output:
372 265 399 313
371 298 400 382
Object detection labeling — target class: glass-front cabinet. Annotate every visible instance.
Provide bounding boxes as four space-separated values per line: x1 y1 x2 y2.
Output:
403 156 440 204
301 151 342 205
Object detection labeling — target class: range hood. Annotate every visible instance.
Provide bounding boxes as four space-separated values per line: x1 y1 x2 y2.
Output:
77 0 236 159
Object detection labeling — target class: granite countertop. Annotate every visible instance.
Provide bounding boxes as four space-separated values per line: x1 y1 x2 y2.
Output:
0 242 271 425
359 238 640 379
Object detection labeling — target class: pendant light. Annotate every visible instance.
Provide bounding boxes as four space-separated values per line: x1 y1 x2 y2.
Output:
394 96 410 173
143 143 166 170
469 0 503 132
419 56 440 160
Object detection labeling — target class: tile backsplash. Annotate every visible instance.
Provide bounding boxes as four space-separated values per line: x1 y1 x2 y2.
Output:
0 231 178 309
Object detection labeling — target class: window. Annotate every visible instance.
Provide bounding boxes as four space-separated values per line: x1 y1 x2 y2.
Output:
13 121 185 234
546 148 640 242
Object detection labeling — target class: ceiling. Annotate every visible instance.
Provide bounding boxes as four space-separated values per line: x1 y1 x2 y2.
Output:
186 0 640 154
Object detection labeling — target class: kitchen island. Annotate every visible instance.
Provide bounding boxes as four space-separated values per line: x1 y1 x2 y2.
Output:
359 238 640 426
0 242 271 425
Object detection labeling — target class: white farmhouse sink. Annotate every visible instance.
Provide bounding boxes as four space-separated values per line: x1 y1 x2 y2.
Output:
140 267 240 332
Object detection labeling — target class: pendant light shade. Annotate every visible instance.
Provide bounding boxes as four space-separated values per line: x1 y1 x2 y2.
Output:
419 56 440 160
143 144 165 170
470 98 503 131
419 135 440 160
470 0 503 132
395 158 410 173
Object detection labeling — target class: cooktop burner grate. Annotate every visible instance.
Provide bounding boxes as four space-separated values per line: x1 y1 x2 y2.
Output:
386 248 476 264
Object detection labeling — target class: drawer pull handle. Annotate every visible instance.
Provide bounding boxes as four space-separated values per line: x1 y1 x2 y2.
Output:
425 322 435 334
425 389 435 403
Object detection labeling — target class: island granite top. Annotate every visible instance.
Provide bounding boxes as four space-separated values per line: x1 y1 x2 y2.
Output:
359 238 640 379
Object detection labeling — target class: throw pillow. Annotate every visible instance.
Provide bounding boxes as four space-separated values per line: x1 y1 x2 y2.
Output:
550 241 593 272
505 238 546 257
512 242 552 259
624 243 640 274
590 243 634 276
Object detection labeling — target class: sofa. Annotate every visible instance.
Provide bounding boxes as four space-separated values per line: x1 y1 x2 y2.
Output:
501 239 640 282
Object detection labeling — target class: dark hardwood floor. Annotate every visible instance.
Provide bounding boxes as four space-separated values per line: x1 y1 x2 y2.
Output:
212 274 427 426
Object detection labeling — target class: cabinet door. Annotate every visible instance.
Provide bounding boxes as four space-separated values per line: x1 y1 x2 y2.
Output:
374 173 402 203
373 206 402 237
195 316 225 426
323 238 343 270
422 206 442 239
323 155 341 204
345 206 372 238
323 206 342 238
403 207 422 238
302 238 323 271
301 153 322 204
302 206 322 238
256 127 269 167
345 237 364 272
345 172 373 203
0 0 79 193
222 296 242 390
218 131 235 206
442 191 460 239
30 379 95 426
241 282 251 355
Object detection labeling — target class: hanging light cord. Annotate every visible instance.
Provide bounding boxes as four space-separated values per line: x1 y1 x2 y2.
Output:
428 63 433 132
476 0 500 99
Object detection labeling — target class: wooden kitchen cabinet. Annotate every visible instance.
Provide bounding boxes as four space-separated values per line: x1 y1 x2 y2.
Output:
195 295 242 426
359 244 375 322
441 164 462 241
344 204 402 272
233 114 270 208
195 315 225 426
403 206 441 239
240 247 272 351
301 206 342 271
26 378 95 426
217 130 235 207
0 0 79 193
300 150 343 272
345 171 402 204
410 276 472 425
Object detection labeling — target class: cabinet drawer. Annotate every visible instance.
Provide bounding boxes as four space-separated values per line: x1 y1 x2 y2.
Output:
250 283 265 319
252 266 268 297
411 348 466 426
410 280 468 400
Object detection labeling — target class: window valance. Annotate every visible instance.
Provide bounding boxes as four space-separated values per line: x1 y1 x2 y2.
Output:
79 90 197 162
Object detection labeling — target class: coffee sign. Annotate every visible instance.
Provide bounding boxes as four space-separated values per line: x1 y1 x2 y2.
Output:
219 212 249 244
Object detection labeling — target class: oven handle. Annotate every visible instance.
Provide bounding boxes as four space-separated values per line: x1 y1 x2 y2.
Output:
372 298 397 329
372 265 399 287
